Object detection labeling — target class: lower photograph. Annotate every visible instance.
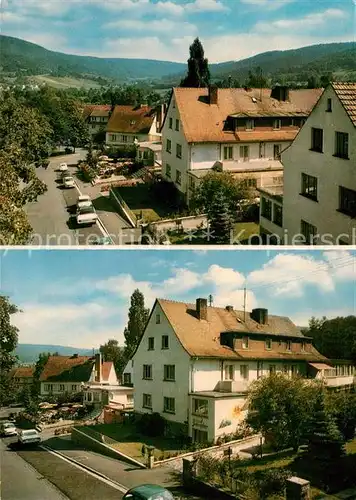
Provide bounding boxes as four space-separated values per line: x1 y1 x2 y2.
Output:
1 248 355 500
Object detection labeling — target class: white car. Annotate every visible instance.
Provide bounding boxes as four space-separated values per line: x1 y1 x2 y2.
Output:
76 206 98 225
59 163 68 172
77 195 93 210
1 422 17 437
63 176 76 188
18 429 41 446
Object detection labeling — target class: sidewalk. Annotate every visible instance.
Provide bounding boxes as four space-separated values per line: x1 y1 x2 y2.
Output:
46 436 203 499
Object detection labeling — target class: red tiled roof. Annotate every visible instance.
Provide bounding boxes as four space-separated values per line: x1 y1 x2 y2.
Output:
102 361 113 381
332 82 356 126
157 299 327 362
173 87 322 143
12 366 34 378
236 130 298 142
83 105 111 119
107 105 155 134
40 355 93 382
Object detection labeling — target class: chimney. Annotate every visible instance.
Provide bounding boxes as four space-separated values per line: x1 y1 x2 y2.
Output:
196 298 208 321
226 305 234 312
208 85 218 105
251 308 268 325
95 353 102 382
270 85 289 102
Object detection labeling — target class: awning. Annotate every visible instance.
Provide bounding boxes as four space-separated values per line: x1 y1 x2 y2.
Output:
309 362 333 370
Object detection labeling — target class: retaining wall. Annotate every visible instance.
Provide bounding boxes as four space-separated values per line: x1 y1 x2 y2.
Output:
109 188 137 228
150 214 208 232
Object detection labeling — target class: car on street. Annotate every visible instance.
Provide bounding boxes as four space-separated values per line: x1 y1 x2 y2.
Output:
62 176 76 188
18 429 41 446
59 163 68 172
123 484 174 500
77 194 93 210
0 421 18 437
76 205 99 226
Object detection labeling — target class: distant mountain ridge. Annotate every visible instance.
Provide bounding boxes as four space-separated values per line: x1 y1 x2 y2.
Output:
1 35 355 85
15 344 98 364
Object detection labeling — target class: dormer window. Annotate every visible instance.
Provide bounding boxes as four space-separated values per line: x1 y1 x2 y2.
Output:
246 119 254 130
265 338 272 350
286 340 292 351
242 337 249 349
273 119 281 130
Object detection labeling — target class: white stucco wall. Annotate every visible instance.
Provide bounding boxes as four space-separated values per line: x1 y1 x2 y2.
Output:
106 132 148 146
282 85 356 245
40 381 84 396
161 94 190 197
213 396 248 440
132 301 191 426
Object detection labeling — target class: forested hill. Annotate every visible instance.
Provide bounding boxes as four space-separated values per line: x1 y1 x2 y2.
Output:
15 344 97 364
0 35 186 81
1 35 355 84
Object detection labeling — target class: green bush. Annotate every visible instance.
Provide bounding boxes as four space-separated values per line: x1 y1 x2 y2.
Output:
137 412 166 437
256 468 292 499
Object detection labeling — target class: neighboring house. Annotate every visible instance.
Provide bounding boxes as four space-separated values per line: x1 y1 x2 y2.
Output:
278 82 356 245
83 105 112 137
136 141 162 168
39 353 116 397
122 360 134 386
257 185 285 243
131 297 355 444
160 86 322 205
106 104 162 148
11 366 34 389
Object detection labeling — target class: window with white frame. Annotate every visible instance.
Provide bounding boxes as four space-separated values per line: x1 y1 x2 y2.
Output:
123 373 132 385
143 393 152 408
223 146 233 160
193 398 208 416
166 139 172 153
240 365 249 380
169 117 173 129
72 384 77 391
59 384 65 391
143 365 152 380
163 365 175 381
122 135 128 143
224 364 234 381
163 396 175 413
87 392 93 402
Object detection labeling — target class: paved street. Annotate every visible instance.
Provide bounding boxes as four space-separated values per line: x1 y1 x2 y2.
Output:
0 438 68 500
25 150 132 246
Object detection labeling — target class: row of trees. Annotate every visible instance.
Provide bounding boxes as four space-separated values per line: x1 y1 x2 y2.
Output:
0 87 89 244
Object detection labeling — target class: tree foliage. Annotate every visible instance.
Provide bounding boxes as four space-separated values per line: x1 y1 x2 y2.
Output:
123 289 150 360
180 38 210 88
247 373 322 450
192 171 250 217
245 67 269 88
304 316 356 362
207 189 234 244
100 339 126 377
0 296 20 406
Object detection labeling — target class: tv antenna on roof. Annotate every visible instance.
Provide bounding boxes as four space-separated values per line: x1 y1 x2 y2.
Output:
208 294 213 307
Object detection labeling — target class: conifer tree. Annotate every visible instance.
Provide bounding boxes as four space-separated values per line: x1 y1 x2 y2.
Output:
207 190 234 244
180 38 210 88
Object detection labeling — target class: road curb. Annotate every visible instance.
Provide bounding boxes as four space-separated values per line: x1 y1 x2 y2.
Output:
40 445 128 493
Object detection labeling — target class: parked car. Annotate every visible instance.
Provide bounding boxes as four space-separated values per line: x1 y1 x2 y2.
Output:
123 485 174 500
0 421 17 437
59 163 68 172
76 206 98 226
77 194 93 211
18 429 41 446
62 176 76 188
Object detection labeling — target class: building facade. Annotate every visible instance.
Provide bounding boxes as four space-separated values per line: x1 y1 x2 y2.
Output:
160 86 322 205
83 105 111 137
131 297 355 444
281 82 356 245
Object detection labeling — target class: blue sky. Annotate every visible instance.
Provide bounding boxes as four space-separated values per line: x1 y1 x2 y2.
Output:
1 249 355 348
2 0 355 62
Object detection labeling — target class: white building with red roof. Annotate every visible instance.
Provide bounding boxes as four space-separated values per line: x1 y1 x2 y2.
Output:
160 86 322 205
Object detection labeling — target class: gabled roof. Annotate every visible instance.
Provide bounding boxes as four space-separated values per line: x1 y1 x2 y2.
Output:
12 366 34 378
82 105 111 119
172 87 322 143
332 82 356 126
107 105 156 134
102 361 113 381
40 355 94 382
156 299 326 361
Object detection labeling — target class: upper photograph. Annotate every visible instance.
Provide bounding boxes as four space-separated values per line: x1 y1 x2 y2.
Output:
1 0 355 247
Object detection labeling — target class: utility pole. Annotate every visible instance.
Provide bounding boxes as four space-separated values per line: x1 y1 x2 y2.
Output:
243 287 247 322
208 294 213 307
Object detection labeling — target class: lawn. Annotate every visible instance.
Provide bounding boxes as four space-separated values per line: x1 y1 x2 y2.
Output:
233 222 260 244
85 423 184 463
168 222 260 245
115 185 176 222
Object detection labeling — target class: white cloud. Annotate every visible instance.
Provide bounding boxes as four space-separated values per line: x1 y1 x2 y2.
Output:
255 8 347 32
247 253 335 297
106 18 197 35
290 308 355 327
204 264 245 291
240 0 294 9
185 0 229 13
322 250 356 281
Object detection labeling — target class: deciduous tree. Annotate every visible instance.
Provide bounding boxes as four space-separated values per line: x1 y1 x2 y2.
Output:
0 296 20 406
100 339 126 376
